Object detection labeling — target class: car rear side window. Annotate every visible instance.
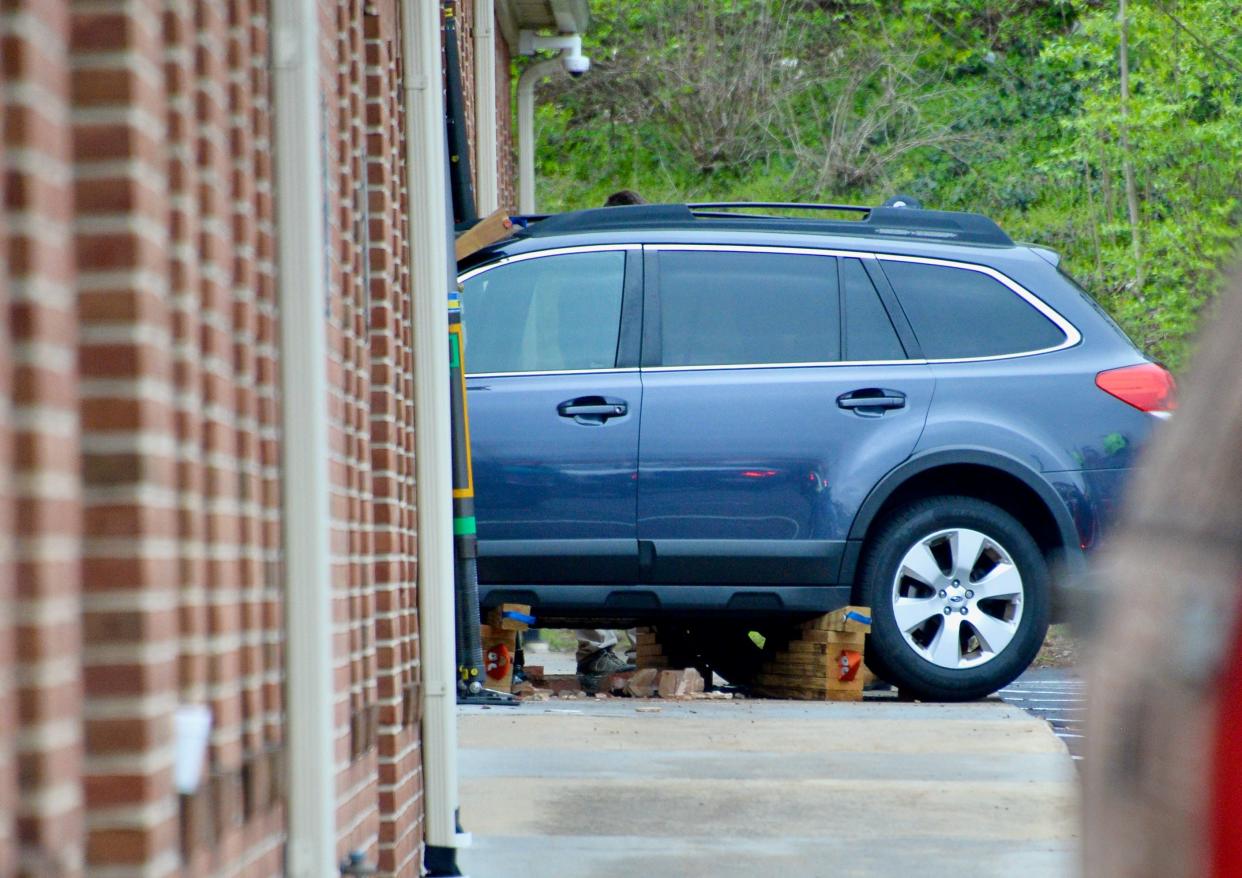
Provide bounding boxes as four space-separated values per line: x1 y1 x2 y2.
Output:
460 250 626 373
841 258 905 361
656 250 839 366
880 260 1066 359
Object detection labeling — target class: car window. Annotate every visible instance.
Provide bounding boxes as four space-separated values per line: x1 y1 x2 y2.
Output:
841 258 906 360
460 250 626 373
880 260 1065 359
657 250 839 366
1058 267 1137 347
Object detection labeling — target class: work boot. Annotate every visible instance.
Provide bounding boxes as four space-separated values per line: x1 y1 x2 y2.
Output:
576 648 635 693
576 648 636 676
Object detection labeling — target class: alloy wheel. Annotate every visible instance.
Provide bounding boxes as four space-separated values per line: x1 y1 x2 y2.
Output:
890 527 1024 670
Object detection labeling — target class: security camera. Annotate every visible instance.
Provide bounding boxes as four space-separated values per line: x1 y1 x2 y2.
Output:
519 30 590 78
563 53 590 77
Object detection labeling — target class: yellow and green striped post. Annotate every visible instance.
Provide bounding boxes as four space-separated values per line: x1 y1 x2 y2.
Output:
447 288 487 695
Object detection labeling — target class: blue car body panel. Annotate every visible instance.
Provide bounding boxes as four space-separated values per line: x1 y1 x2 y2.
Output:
637 363 934 584
468 370 642 583
459 222 1160 619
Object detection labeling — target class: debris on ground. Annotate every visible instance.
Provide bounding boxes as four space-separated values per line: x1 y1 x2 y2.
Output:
1033 624 1079 668
623 668 659 697
658 667 704 698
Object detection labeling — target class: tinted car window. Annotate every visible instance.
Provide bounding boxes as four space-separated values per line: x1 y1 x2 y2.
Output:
657 250 839 366
841 258 905 361
461 251 626 373
881 260 1065 359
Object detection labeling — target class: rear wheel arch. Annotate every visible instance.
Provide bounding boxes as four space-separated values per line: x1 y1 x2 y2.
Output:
845 451 1078 597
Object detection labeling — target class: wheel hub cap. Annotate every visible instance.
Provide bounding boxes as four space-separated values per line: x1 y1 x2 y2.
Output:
890 527 1024 670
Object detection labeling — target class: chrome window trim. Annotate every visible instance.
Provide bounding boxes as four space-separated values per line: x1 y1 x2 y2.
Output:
466 367 640 379
643 360 929 374
457 244 637 377
874 253 1082 362
645 242 871 260
456 243 639 285
457 242 1083 375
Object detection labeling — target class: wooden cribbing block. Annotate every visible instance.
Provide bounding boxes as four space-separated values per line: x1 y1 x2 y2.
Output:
480 623 518 692
634 627 669 670
784 636 864 655
801 605 872 634
756 606 872 701
795 629 866 647
486 603 533 632
455 209 514 261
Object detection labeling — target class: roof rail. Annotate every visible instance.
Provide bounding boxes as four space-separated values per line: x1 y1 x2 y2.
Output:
517 204 695 236
687 201 870 216
515 202 1014 247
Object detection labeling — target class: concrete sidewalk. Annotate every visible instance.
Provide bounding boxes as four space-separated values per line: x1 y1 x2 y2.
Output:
457 698 1079 877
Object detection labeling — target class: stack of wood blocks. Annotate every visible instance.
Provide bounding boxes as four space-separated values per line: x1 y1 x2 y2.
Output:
756 605 872 701
633 627 668 670
480 603 532 692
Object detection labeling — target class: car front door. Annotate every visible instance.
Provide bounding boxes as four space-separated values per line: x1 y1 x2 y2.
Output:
637 246 935 587
460 246 642 584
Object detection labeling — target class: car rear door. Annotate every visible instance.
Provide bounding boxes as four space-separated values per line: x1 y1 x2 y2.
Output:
636 246 935 587
460 245 642 584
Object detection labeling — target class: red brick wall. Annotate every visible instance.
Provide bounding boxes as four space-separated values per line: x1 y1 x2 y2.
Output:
494 27 516 213
2 3 87 876
363 4 425 873
0 50 13 878
321 0 382 858
321 0 425 870
0 16 17 877
450 1 517 214
453 0 478 200
72 1 180 870
155 0 285 872
0 1 438 875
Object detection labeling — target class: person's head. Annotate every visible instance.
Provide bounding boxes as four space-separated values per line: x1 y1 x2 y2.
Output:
604 190 646 206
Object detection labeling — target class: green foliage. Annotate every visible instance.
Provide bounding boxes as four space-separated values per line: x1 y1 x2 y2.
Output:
529 0 1242 369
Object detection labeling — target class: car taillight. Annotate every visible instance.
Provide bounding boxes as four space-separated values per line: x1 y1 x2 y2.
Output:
1095 362 1178 413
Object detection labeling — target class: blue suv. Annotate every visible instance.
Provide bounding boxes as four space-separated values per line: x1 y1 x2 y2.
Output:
457 203 1174 700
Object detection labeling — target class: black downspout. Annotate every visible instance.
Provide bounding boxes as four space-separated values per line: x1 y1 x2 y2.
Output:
443 0 478 227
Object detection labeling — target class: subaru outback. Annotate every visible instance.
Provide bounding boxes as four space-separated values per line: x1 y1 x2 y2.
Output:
456 202 1174 700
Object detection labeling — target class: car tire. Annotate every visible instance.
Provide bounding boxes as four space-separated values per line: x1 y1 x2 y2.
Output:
860 496 1050 701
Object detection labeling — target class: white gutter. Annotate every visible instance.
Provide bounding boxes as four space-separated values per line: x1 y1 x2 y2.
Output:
516 58 562 214
401 0 466 856
271 2 336 876
474 0 499 214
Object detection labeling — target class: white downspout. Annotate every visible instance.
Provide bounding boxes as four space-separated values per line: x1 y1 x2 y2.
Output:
517 58 561 214
401 0 466 856
474 0 499 214
271 1 336 875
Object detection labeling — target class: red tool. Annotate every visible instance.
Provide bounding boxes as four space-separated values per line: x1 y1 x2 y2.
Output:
838 649 862 682
484 643 511 681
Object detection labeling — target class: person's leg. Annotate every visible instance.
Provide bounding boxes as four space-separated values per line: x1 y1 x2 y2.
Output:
574 629 617 665
624 627 637 663
575 629 634 675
